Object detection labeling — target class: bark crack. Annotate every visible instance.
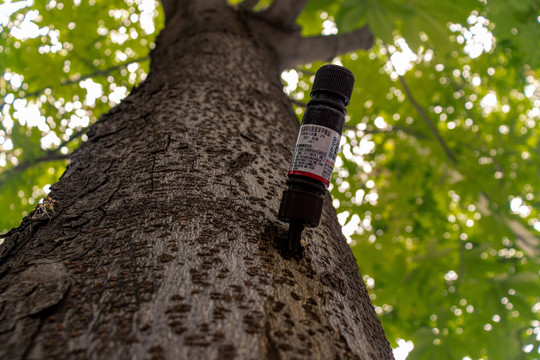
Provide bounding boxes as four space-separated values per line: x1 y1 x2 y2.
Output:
240 132 261 144
263 321 282 360
151 155 157 192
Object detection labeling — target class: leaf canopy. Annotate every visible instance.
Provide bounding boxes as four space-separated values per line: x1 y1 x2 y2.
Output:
1 0 539 359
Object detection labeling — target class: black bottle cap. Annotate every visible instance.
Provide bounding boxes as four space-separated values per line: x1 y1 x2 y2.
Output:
311 64 355 105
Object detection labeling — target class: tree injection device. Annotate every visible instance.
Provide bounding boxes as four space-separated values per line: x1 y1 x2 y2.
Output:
278 64 355 252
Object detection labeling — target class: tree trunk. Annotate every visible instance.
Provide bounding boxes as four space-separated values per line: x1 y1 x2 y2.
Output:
0 3 393 359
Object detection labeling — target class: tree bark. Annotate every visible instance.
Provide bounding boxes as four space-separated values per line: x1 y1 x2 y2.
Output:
0 3 393 359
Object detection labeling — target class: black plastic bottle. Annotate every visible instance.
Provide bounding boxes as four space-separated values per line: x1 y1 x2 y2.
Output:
278 64 355 252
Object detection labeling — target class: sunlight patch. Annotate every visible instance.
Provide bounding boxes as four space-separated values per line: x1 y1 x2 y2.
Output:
450 13 494 59
389 39 417 76
393 339 414 360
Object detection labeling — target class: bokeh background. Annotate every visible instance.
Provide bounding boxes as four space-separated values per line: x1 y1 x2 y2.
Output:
1 0 539 359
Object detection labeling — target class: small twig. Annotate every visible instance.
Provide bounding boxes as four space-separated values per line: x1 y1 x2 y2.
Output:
381 44 457 164
0 126 90 182
343 124 429 139
71 51 100 72
37 56 149 94
0 56 150 109
57 126 91 150
397 75 457 164
455 239 466 292
0 152 69 182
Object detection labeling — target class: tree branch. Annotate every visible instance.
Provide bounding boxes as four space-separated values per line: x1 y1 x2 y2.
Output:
239 0 259 10
343 124 429 140
0 153 70 182
455 239 466 292
0 126 89 183
277 25 374 70
504 217 540 257
380 45 457 164
261 0 310 27
57 126 91 150
398 65 538 257
61 56 148 88
0 56 150 110
397 75 458 164
477 193 539 258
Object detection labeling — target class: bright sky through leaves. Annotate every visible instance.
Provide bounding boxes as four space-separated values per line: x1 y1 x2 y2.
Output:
1 0 539 359
1 0 161 225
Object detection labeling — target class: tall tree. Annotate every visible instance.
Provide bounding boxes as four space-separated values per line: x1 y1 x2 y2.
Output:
1 0 539 359
0 1 394 359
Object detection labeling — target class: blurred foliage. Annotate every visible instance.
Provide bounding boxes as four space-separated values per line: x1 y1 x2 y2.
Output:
294 1 540 359
1 0 539 359
0 0 163 231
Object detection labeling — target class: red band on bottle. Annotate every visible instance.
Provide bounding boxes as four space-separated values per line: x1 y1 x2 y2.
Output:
288 170 330 186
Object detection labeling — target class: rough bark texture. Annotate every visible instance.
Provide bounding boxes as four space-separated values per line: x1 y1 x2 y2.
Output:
0 3 393 359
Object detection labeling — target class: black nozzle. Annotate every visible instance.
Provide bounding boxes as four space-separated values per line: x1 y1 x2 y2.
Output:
277 179 325 228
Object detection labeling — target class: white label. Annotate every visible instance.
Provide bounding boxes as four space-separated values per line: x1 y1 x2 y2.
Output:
288 124 341 186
